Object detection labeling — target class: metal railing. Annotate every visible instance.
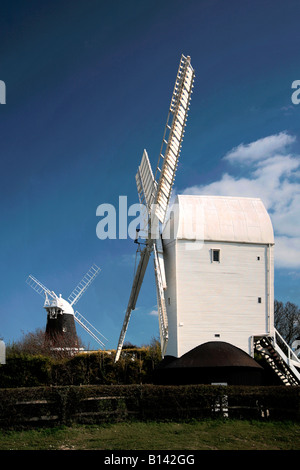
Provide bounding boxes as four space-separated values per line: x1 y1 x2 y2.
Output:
273 328 300 368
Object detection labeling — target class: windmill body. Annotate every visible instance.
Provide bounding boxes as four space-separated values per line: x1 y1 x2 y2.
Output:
44 292 78 346
161 194 275 358
27 264 107 350
115 54 300 386
116 55 271 364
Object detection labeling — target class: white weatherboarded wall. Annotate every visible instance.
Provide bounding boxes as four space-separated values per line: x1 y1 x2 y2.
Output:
162 195 274 358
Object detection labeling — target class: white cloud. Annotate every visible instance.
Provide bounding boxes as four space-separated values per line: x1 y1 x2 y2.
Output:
148 308 158 316
274 236 300 268
181 132 300 269
224 131 296 164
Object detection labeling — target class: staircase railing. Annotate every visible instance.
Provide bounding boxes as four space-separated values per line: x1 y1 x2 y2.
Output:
273 329 300 374
254 329 300 384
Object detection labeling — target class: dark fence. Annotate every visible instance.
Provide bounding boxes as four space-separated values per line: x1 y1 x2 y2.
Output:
0 384 299 428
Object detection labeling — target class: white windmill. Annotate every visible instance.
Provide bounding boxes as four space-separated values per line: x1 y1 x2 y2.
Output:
115 54 195 362
26 264 107 350
114 54 300 387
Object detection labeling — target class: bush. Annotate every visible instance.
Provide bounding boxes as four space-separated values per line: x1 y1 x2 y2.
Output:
0 354 52 388
0 341 162 388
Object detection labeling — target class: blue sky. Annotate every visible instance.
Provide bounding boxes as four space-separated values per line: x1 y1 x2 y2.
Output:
1 0 300 350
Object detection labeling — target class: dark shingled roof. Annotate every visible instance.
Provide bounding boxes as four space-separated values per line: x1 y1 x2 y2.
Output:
158 341 263 370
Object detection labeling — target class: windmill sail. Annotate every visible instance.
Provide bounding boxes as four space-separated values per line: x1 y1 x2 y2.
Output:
153 238 168 356
26 275 57 300
154 55 195 224
136 149 156 212
115 245 151 362
115 54 194 362
68 264 101 306
74 310 107 348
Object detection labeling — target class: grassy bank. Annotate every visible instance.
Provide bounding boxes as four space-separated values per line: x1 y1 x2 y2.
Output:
0 419 299 450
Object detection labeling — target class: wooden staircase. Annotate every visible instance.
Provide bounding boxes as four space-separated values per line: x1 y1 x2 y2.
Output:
255 331 300 386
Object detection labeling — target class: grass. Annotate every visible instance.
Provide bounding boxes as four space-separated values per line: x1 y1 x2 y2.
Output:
0 419 299 450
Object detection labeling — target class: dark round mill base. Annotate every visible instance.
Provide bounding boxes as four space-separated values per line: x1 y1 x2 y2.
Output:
154 341 264 386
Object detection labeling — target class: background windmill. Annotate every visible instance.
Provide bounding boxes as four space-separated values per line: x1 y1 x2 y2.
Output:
26 264 107 351
115 54 195 362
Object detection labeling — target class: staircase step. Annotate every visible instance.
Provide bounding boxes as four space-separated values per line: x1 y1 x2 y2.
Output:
255 337 300 386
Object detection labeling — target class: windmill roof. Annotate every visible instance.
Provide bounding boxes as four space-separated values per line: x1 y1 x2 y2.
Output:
163 195 274 245
158 341 263 369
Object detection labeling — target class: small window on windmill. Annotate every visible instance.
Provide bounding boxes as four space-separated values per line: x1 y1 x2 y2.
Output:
212 249 220 262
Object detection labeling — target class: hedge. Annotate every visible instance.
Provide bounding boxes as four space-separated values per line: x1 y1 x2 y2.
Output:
0 384 299 428
0 348 160 388
1 350 299 429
